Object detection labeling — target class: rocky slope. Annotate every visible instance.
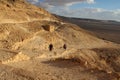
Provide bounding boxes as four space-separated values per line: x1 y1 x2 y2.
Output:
0 0 120 80
56 15 120 44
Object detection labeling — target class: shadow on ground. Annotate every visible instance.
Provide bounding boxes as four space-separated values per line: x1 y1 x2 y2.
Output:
92 48 120 72
42 58 81 68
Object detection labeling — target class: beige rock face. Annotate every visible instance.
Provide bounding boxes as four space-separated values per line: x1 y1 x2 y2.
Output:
0 0 120 80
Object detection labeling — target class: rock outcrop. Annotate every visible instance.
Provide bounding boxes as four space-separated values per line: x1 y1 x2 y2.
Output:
0 0 120 80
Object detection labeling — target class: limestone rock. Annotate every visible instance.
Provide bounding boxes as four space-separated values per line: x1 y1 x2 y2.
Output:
43 25 55 32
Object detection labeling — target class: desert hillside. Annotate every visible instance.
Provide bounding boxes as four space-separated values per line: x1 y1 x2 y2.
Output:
56 15 120 44
0 0 120 80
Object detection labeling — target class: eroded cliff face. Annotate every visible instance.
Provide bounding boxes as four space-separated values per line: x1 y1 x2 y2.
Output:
0 0 120 80
0 0 58 23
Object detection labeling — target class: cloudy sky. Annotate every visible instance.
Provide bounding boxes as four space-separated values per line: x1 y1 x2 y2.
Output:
28 0 120 21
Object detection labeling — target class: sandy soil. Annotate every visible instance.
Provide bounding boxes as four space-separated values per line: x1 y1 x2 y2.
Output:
0 0 120 80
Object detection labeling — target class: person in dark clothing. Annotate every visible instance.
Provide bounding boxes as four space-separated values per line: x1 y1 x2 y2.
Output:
63 44 67 50
49 44 53 51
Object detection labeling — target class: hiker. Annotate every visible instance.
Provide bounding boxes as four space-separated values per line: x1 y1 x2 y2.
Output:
63 44 67 50
49 44 53 51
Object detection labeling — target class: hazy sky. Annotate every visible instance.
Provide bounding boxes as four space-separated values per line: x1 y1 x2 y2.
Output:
28 0 120 21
